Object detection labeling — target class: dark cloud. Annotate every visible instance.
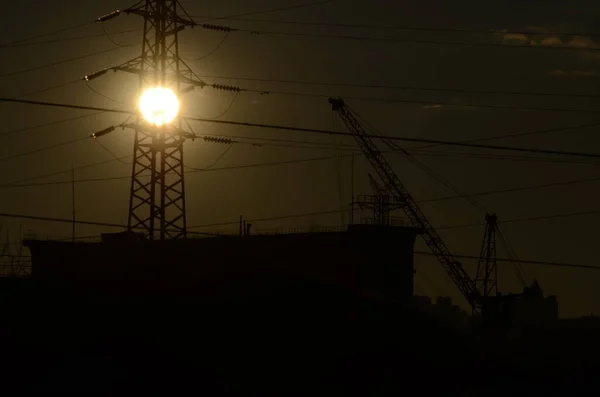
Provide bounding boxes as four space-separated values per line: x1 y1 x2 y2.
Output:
547 69 597 77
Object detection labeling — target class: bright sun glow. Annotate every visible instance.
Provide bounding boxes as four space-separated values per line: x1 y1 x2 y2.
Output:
139 87 180 126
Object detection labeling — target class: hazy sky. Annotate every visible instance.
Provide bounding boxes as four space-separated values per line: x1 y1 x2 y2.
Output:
1 0 600 317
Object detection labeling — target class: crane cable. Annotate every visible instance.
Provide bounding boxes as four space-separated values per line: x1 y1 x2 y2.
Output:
496 225 528 288
332 113 346 225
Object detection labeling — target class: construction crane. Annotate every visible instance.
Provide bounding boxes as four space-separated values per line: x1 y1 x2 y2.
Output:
474 213 499 320
475 213 530 326
329 98 482 313
475 214 499 303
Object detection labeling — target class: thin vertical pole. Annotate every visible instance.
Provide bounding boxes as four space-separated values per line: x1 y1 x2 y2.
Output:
71 165 76 242
350 152 355 225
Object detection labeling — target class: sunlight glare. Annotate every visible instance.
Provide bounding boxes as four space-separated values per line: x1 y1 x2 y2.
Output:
139 86 180 126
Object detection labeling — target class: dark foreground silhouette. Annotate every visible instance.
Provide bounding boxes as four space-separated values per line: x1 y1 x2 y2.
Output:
1 277 598 394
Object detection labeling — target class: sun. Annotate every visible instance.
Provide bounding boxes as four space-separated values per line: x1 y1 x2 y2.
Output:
139 86 180 126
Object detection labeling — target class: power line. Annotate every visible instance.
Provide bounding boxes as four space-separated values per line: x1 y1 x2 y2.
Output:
252 89 600 113
0 98 130 115
0 212 129 230
14 79 82 99
196 126 600 163
4 98 600 159
188 206 600 241
0 156 340 189
85 81 124 104
418 175 600 204
183 32 230 61
0 175 131 188
414 251 600 271
100 24 136 48
4 83 600 114
1 29 143 48
0 112 105 138
189 209 349 228
2 147 599 240
0 136 90 163
0 46 136 79
2 145 599 190
408 149 596 165
7 210 596 270
3 113 594 184
0 212 217 236
205 92 240 119
197 74 600 99
203 84 600 112
5 131 595 190
93 139 131 165
186 144 234 171
357 106 489 213
320 144 598 165
407 122 600 152
194 25 600 52
203 79 600 113
438 209 600 231
184 207 600 269
6 156 131 186
6 209 592 271
0 21 94 48
193 0 343 23
189 16 600 39
184 117 600 158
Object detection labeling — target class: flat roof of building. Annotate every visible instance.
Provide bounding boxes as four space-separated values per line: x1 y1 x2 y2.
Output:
23 224 421 247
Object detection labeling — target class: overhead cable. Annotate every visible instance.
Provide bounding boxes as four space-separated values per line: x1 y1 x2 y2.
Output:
1 29 143 48
2 98 600 159
188 16 600 39
0 46 136 79
437 209 600 230
0 112 105 138
197 74 600 99
0 21 95 48
0 136 90 163
193 0 343 23
192 24 600 52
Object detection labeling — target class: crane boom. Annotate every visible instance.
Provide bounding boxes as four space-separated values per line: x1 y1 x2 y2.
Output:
330 98 480 309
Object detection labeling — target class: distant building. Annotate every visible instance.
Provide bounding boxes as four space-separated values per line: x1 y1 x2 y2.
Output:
483 279 558 331
558 315 600 329
414 295 470 330
23 224 420 306
510 279 558 328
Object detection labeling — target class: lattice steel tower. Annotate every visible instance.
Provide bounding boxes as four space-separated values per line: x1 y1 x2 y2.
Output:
89 1 206 240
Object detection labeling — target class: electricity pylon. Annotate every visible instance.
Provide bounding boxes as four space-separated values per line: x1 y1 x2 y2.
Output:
87 1 207 240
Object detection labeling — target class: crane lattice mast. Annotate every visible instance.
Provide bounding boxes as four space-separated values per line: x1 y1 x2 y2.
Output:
474 213 498 315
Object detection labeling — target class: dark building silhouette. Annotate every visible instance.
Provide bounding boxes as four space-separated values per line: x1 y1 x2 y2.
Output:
11 224 490 394
6 226 597 394
414 295 470 330
559 315 600 329
23 224 419 305
511 279 558 328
